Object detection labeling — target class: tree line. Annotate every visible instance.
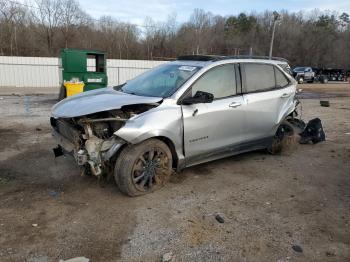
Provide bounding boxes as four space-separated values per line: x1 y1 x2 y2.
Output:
1 0 350 68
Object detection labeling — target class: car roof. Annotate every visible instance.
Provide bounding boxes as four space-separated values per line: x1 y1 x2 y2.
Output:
174 55 289 68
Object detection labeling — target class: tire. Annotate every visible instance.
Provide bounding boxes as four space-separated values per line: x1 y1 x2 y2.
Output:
297 77 304 84
58 85 66 100
319 75 326 84
114 139 173 197
308 77 314 83
267 121 296 154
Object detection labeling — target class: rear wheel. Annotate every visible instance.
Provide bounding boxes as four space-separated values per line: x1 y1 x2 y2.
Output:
114 139 173 196
268 121 296 154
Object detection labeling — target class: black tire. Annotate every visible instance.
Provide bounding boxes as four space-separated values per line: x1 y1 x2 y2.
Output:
297 77 304 84
58 85 66 101
267 121 296 154
114 139 173 196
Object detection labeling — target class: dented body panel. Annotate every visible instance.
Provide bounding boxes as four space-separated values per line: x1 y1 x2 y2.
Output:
52 87 161 118
114 100 185 167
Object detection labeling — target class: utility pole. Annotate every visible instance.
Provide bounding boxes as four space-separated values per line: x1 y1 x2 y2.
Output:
269 11 280 59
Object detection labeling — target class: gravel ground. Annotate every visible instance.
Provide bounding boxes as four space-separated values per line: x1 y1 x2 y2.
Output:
0 84 349 262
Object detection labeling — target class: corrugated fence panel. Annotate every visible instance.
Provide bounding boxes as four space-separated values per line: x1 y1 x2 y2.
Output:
0 56 59 88
0 56 168 88
107 59 167 86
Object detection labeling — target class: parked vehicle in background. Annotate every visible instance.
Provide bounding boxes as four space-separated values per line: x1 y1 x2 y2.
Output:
293 67 316 84
51 55 298 196
319 68 347 82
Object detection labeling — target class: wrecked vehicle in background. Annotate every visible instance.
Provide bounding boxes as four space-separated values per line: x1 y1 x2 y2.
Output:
293 66 316 84
51 55 298 196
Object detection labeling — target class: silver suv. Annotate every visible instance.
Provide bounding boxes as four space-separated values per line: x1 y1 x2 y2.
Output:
51 55 297 196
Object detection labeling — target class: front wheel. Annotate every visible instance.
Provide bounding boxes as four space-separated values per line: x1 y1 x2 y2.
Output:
114 139 173 196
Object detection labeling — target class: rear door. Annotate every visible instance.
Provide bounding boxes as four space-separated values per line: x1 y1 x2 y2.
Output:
241 63 295 142
181 63 246 163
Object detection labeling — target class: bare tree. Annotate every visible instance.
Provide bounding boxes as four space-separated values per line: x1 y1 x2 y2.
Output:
31 0 63 55
60 0 88 48
0 0 27 55
189 9 213 54
1 1 350 68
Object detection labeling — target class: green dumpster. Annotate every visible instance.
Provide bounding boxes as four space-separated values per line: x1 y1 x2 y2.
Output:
58 49 108 100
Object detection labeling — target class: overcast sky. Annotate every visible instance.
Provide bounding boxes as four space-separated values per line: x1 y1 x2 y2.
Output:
23 0 350 24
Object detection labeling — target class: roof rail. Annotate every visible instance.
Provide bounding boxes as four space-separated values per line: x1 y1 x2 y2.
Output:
176 55 225 61
223 55 289 63
176 54 289 63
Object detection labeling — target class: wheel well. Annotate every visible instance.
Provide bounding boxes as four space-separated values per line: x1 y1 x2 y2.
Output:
114 136 179 169
153 136 178 168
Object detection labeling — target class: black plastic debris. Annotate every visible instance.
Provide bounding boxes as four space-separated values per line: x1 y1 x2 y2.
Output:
320 100 330 107
299 118 326 144
53 146 64 157
215 214 225 223
48 190 60 198
292 245 303 253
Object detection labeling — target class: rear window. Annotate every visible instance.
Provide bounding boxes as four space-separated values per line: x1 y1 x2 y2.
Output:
243 63 275 92
243 63 290 93
278 63 292 75
275 67 289 88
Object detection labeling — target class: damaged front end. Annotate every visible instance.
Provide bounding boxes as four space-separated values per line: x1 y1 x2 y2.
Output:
51 103 158 177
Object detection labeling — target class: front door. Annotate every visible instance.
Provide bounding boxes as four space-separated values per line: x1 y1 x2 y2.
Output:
181 63 246 165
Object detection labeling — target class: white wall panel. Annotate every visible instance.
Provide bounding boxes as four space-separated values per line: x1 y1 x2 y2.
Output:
0 56 167 89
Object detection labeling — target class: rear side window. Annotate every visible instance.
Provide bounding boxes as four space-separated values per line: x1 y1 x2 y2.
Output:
278 63 292 75
243 63 275 92
275 67 289 88
191 64 236 99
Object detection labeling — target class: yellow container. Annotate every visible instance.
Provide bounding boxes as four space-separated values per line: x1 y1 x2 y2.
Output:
64 82 85 97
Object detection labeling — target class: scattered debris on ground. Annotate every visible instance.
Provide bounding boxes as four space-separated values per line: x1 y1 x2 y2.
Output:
292 245 303 253
162 252 175 262
59 257 89 262
320 100 330 107
215 214 225 223
299 118 326 144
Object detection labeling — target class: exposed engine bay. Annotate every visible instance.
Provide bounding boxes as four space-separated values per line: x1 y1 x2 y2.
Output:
51 103 159 177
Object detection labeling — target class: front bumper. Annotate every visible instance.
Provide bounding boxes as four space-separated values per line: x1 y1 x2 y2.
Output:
52 129 75 154
52 127 125 176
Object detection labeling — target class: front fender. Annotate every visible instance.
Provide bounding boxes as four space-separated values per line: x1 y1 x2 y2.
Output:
114 103 185 165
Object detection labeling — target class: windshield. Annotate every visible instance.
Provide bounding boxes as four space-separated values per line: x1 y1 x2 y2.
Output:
118 63 201 98
293 67 306 72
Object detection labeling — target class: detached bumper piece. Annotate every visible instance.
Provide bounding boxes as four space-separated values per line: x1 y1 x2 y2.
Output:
53 146 64 158
299 118 326 144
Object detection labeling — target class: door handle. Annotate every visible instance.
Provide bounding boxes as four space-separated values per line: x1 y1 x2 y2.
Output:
281 93 291 98
229 102 242 108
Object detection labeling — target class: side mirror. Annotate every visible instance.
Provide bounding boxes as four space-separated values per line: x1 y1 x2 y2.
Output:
182 91 214 105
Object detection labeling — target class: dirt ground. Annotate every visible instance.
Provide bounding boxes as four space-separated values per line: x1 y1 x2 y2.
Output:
0 84 350 262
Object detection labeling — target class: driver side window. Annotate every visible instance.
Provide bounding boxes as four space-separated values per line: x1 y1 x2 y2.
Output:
191 64 236 99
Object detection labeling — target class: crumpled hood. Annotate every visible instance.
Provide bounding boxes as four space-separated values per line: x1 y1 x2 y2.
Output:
52 87 162 118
